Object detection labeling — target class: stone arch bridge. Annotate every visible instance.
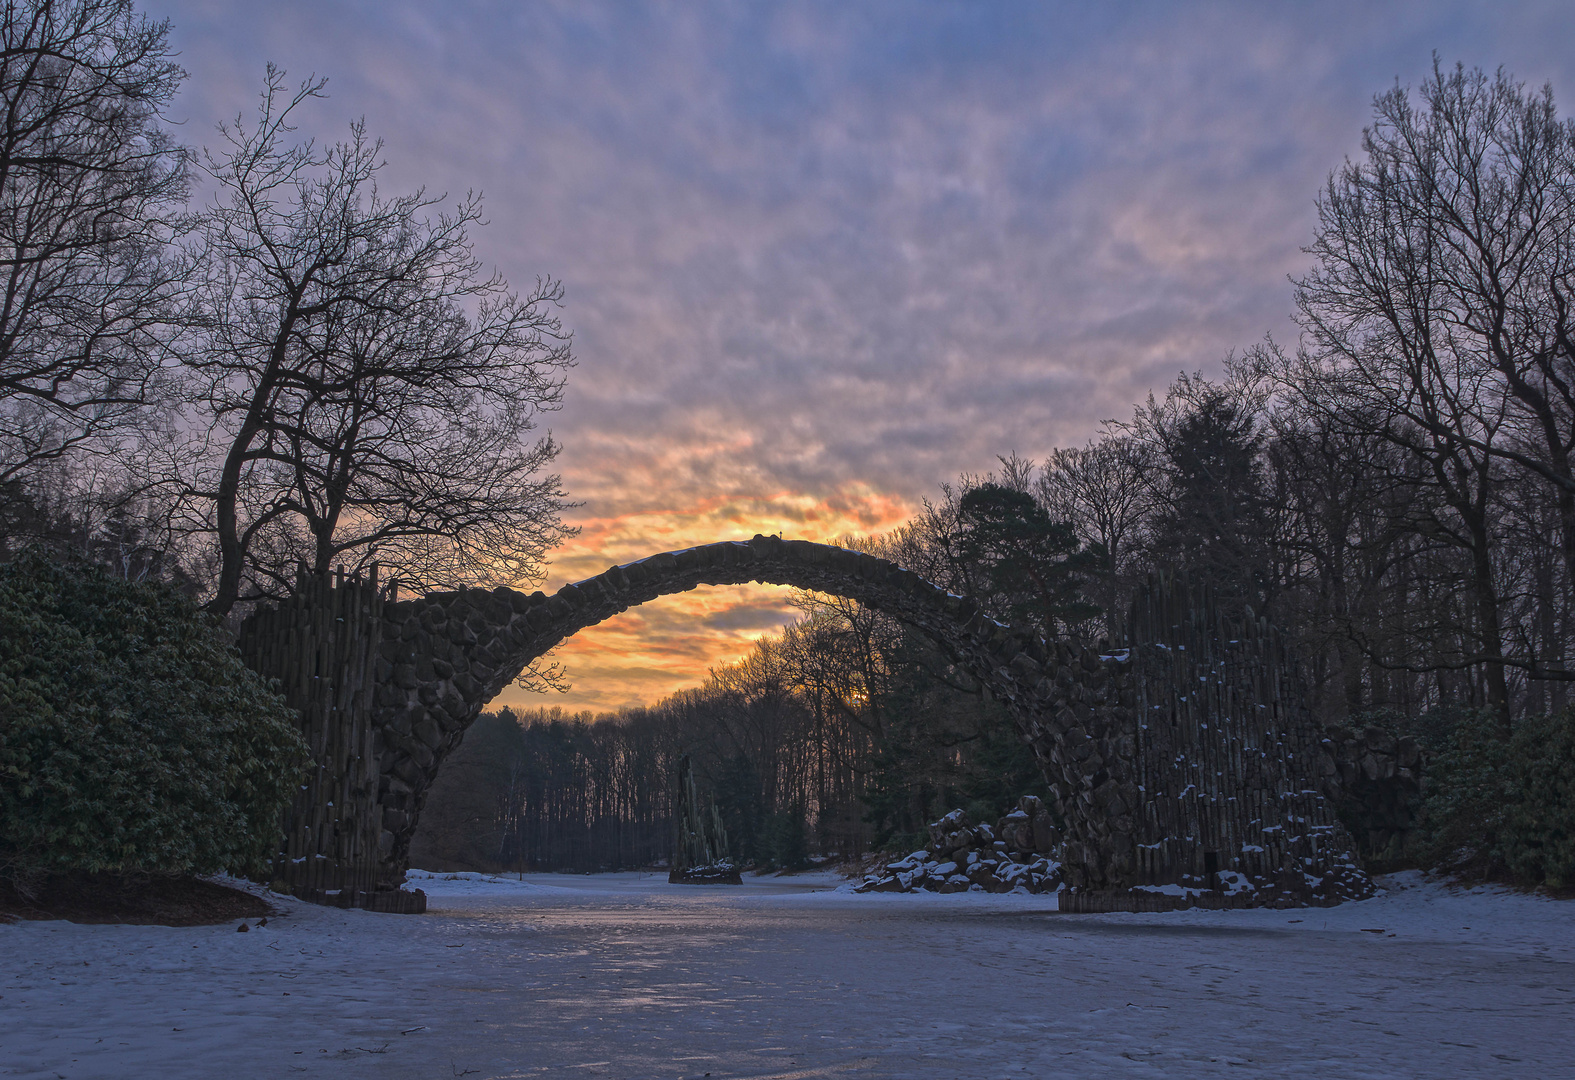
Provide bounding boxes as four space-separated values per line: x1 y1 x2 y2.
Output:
246 535 1372 911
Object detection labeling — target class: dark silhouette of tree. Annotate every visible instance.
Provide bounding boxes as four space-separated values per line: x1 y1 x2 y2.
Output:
1281 59 1575 722
953 481 1099 635
1260 399 1427 721
0 467 186 583
1128 371 1276 618
161 70 574 614
1037 436 1151 638
1299 61 1575 595
0 0 186 482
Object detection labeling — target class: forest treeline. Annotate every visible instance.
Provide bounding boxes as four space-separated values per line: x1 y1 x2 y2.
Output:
0 10 1569 884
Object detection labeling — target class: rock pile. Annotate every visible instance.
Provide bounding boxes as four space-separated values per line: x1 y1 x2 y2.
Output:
856 797 1063 894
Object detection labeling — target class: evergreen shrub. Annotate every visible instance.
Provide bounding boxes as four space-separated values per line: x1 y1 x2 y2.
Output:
0 551 306 880
1422 709 1575 888
760 810 810 870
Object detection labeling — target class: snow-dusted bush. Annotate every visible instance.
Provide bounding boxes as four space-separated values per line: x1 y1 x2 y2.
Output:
0 551 306 880
1422 710 1575 888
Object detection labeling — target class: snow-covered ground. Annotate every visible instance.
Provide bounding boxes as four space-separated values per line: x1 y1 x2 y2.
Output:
2 869 1571 1079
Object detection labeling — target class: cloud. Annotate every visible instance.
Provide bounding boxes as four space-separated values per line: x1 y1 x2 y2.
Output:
147 0 1575 712
493 583 804 715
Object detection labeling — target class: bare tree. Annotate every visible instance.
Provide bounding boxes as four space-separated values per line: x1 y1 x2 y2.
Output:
1305 63 1575 587
1258 393 1438 720
164 70 574 614
0 0 185 483
1037 435 1151 636
1284 59 1575 719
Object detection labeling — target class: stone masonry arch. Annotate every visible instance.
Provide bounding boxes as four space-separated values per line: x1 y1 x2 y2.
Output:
373 536 1057 875
371 535 1371 908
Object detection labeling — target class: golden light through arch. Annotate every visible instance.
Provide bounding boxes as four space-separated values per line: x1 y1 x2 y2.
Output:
488 485 914 715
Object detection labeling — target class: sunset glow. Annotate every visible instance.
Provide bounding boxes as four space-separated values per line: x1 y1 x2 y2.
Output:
492 485 914 715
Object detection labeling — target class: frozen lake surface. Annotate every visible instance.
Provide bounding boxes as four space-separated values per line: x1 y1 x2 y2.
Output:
3 869 1572 1079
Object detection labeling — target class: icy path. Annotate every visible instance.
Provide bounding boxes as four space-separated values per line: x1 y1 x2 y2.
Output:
2 870 1572 1079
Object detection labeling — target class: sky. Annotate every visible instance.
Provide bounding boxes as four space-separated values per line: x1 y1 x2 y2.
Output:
145 0 1575 715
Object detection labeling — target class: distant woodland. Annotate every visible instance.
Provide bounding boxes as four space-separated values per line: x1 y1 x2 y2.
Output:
0 10 1570 883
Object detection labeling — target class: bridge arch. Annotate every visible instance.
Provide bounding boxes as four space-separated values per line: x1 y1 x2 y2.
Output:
372 535 1102 882
369 535 1371 908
